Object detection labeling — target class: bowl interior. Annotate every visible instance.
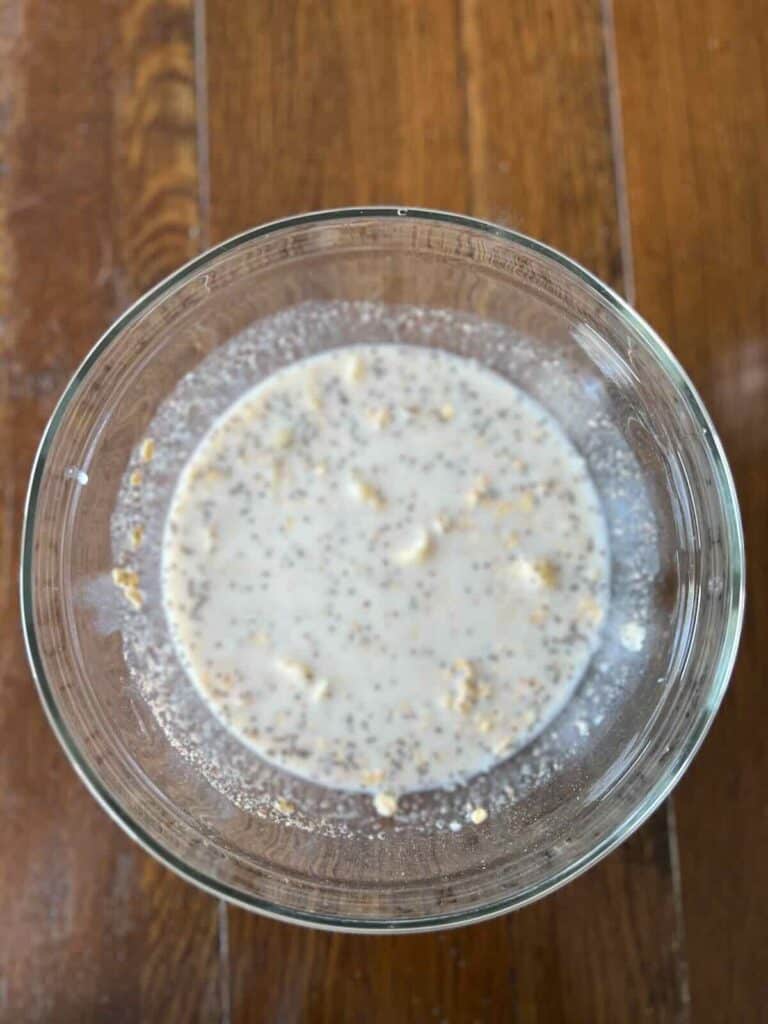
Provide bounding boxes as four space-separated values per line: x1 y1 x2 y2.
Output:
23 211 743 929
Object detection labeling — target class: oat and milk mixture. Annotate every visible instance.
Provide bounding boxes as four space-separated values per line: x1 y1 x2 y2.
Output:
162 345 609 805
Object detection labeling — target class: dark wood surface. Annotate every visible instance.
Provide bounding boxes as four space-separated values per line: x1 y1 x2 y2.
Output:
0 3 221 1022
614 3 768 1019
0 1 764 1021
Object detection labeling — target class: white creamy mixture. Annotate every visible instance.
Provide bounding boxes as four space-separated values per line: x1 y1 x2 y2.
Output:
162 345 609 801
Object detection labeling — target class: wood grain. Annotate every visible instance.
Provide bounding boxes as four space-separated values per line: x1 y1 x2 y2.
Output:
222 806 682 1024
207 0 470 242
614 1 768 1019
462 0 622 284
3 0 762 1018
0 1 221 1021
206 2 686 1020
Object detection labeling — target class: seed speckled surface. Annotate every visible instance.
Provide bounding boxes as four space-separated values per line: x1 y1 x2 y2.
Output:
162 344 610 796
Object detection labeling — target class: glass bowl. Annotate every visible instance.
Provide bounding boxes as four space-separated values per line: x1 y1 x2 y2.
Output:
21 208 744 932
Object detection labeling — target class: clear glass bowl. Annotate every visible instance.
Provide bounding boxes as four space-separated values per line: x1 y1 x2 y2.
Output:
21 208 744 932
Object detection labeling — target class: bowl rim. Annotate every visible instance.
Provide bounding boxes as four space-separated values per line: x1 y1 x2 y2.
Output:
20 205 746 933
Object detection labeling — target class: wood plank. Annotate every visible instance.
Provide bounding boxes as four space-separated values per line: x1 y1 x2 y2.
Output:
462 0 622 283
207 2 686 1021
0 1 221 1020
224 807 681 1024
463 5 686 1018
613 1 768 1019
207 0 470 241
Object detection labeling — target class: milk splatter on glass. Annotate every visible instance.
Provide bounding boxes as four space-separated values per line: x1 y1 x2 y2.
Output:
162 345 609 799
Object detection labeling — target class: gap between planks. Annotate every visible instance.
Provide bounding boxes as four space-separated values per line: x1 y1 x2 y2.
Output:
599 0 637 305
194 0 212 253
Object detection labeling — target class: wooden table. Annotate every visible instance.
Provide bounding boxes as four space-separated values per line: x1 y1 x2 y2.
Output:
1 2 765 1021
